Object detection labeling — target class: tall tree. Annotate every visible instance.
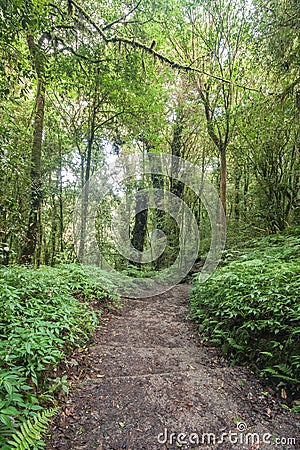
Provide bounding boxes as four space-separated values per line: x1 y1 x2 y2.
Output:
20 34 46 264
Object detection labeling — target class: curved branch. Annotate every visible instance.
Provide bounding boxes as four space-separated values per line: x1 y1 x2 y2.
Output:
103 0 143 30
54 37 105 63
69 0 261 93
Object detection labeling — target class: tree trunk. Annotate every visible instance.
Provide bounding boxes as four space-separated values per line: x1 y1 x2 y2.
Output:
130 142 150 266
199 84 230 218
131 193 149 265
58 143 64 253
20 34 45 264
167 115 184 266
78 102 97 261
220 146 227 215
21 78 45 264
150 170 166 269
170 118 184 198
146 144 166 268
234 171 241 221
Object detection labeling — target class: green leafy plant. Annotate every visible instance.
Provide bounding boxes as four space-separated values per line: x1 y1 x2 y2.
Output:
191 234 300 392
0 264 116 447
7 407 59 450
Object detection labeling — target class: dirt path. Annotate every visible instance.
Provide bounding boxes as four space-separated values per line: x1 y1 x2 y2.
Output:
47 284 299 449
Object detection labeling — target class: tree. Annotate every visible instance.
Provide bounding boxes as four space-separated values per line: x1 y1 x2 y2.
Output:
161 0 253 214
20 34 46 264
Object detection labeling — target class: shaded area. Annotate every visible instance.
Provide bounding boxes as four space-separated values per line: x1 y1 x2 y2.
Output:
46 285 299 449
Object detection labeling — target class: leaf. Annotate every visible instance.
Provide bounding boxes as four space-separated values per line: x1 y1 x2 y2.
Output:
1 406 19 416
3 382 13 396
260 351 273 357
8 407 59 449
281 388 287 399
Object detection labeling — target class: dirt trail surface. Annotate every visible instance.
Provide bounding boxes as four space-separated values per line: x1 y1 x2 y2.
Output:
46 285 299 449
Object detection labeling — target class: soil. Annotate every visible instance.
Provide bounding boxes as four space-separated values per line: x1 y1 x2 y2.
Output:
46 284 300 449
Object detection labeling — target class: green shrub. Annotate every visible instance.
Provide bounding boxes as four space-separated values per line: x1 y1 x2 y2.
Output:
191 234 300 391
0 264 115 447
7 407 59 450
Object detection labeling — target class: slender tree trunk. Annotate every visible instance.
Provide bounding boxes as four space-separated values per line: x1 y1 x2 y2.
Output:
199 83 230 218
131 144 149 267
234 171 241 221
170 118 184 198
243 162 249 218
20 34 45 264
50 192 57 266
167 115 184 265
36 197 43 266
147 144 165 268
220 147 227 216
131 196 149 265
58 144 64 253
78 102 97 260
150 169 165 269
21 78 45 264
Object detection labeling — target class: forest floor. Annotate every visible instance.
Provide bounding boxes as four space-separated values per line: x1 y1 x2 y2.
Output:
46 284 299 449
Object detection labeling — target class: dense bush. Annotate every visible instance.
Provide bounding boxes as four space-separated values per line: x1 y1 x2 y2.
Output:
191 234 300 396
0 264 116 448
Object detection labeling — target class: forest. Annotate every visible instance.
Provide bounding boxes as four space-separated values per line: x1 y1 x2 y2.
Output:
0 0 300 448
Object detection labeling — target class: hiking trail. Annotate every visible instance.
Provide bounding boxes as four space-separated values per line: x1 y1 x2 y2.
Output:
46 284 299 449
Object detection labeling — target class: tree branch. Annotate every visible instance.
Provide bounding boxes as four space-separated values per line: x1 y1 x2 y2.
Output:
68 0 261 93
94 111 125 131
102 0 143 30
54 36 105 63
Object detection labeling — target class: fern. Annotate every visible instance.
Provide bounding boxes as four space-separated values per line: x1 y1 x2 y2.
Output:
7 407 59 450
0 423 14 450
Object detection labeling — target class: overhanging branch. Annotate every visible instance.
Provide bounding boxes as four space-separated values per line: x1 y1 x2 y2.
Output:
68 0 261 93
102 0 143 30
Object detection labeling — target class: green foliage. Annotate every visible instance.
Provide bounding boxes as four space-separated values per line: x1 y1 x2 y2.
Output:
0 264 114 447
191 234 300 390
7 407 59 450
57 263 117 302
120 263 157 278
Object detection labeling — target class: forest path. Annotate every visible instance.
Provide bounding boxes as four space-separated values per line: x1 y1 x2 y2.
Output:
46 284 299 449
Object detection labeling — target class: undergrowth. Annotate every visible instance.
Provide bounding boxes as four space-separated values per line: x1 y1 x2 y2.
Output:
191 232 300 407
0 264 117 448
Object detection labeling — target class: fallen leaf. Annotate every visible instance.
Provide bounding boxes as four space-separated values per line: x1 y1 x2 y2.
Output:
249 444 260 450
281 388 287 399
65 405 75 416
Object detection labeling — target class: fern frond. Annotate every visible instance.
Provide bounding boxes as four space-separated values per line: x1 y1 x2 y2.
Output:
7 407 59 450
0 425 13 437
0 421 15 450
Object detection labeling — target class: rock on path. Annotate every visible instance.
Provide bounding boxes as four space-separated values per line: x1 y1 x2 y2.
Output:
46 284 299 449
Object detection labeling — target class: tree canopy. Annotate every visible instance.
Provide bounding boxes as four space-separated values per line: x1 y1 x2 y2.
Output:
0 1 300 446
1 0 299 266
